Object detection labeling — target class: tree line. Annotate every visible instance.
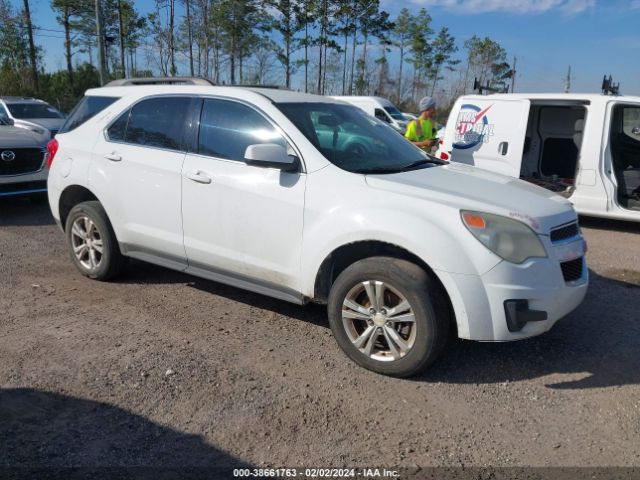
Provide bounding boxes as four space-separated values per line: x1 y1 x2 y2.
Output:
0 0 514 113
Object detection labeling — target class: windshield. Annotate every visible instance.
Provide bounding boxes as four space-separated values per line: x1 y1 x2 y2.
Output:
6 103 63 119
384 105 405 121
276 102 439 173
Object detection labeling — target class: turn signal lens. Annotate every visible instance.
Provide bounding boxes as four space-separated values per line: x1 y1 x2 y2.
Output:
462 212 486 229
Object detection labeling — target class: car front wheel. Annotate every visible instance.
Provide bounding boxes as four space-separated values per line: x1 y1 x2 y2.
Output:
327 257 449 377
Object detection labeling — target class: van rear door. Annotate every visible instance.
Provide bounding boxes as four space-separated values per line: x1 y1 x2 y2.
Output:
444 97 530 178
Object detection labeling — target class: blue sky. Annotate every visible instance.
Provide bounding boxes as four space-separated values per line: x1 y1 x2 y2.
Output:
15 0 640 95
380 0 640 95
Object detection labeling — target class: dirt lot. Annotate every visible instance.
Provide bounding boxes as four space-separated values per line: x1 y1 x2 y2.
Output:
1 197 639 472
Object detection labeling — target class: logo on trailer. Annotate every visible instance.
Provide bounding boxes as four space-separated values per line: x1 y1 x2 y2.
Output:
1 150 16 162
453 104 495 150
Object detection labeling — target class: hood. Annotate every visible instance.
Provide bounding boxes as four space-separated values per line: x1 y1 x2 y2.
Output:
14 118 65 132
0 126 47 148
365 162 576 234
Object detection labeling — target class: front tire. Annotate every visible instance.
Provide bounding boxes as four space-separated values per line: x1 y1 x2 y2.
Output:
65 201 124 281
328 257 449 377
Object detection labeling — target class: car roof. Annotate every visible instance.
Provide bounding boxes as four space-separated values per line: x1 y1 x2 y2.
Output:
84 84 341 105
460 92 640 104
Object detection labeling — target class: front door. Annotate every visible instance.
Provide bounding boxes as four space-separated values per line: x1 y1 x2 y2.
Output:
181 98 306 296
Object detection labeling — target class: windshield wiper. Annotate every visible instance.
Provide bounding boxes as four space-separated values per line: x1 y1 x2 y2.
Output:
398 158 446 171
351 158 444 175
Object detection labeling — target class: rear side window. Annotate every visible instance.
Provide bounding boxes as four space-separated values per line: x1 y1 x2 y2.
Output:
107 110 129 142
121 97 191 150
59 96 119 133
198 98 286 161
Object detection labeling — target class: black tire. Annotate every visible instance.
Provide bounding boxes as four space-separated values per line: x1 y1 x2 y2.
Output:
327 257 450 377
65 201 125 281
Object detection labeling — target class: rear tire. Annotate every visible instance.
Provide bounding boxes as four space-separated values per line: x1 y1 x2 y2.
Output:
65 201 125 281
327 257 449 377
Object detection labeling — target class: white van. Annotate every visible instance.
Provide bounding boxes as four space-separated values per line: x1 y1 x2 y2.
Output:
330 96 408 134
437 93 640 222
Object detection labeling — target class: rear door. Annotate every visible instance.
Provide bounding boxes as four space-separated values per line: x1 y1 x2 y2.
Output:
445 97 530 178
91 96 193 267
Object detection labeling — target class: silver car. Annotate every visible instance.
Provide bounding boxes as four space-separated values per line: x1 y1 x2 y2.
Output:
0 97 65 139
0 116 49 198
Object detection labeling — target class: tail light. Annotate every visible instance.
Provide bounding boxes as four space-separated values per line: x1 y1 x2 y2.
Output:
440 151 450 161
46 138 59 168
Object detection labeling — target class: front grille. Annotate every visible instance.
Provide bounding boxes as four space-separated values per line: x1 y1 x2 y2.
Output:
550 222 579 243
0 148 45 175
561 257 584 282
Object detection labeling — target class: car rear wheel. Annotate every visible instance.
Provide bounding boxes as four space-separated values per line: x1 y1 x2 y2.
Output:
328 257 449 377
65 201 124 281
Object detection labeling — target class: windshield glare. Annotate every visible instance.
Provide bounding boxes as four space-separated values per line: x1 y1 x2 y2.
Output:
276 102 436 173
384 105 405 121
7 103 63 119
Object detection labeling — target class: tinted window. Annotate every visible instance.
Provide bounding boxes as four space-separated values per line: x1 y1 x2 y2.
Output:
374 108 390 123
277 102 435 173
60 96 119 133
107 109 130 142
198 99 286 161
7 102 63 119
384 105 405 120
124 97 191 150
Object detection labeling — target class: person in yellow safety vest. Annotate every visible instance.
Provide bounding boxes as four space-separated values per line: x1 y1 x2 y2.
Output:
405 96 439 151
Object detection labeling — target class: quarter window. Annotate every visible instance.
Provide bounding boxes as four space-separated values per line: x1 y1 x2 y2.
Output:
198 99 286 161
60 96 119 133
107 109 129 142
118 97 191 150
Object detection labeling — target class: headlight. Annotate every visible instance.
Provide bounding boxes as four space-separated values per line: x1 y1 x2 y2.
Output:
461 211 547 264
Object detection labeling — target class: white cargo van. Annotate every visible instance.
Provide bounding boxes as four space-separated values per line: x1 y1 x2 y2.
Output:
437 93 640 222
330 96 408 134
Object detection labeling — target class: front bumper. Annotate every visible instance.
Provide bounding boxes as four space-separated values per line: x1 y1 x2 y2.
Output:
445 236 588 341
0 168 48 197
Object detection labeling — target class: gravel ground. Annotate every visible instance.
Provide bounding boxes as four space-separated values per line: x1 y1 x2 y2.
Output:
1 197 639 471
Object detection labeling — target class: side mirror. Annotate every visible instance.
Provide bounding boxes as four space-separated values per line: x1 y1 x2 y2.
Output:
244 144 299 172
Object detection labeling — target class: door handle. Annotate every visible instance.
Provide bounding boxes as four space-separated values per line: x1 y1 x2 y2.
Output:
185 170 212 184
498 142 509 156
104 152 122 162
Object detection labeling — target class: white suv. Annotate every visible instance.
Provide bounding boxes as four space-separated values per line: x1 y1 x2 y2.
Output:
47 78 588 377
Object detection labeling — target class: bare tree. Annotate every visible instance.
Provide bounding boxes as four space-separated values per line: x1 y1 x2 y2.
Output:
22 0 39 91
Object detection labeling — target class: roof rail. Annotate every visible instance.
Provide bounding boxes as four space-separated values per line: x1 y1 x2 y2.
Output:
233 84 283 89
105 77 215 87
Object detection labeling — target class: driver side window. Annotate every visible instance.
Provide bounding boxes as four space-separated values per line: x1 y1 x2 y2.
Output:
198 99 287 161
